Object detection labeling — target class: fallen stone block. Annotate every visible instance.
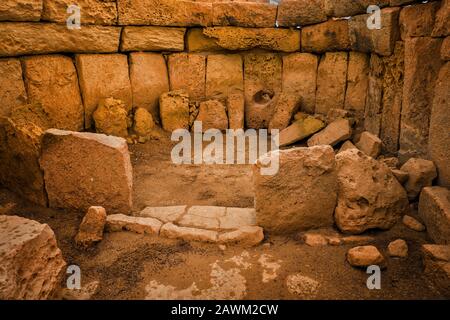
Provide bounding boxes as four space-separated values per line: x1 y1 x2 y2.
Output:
388 239 408 258
160 222 218 243
106 214 162 235
75 206 107 248
120 27 185 52
268 93 301 131
93 98 130 138
278 116 325 147
0 215 66 299
347 245 385 268
0 0 43 22
421 244 450 297
419 187 450 244
403 215 426 232
133 108 155 137
335 149 408 234
355 131 382 158
307 118 352 147
254 145 337 234
40 129 133 214
0 58 27 117
195 100 228 131
338 141 358 154
277 0 327 27
212 2 277 27
168 53 206 101
301 20 350 53
400 158 437 200
159 90 190 132
139 206 186 223
218 226 264 247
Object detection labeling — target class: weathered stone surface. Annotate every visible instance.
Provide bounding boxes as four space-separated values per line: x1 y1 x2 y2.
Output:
244 53 282 129
40 129 133 214
422 244 450 262
347 245 385 267
129 52 169 121
42 0 117 25
301 20 350 53
422 244 450 297
307 118 352 147
388 239 408 258
432 0 450 37
302 233 329 247
0 116 47 206
106 214 162 235
277 0 327 27
325 0 389 18
160 222 218 242
355 131 382 158
400 158 437 200
22 55 83 131
428 62 450 187
196 100 228 131
212 2 276 27
364 54 383 136
186 28 222 52
75 206 107 248
399 2 440 39
168 53 206 101
0 0 43 22
93 98 130 138
345 52 369 114
419 187 450 244
133 108 155 137
335 149 409 234
391 169 409 184
226 92 245 130
282 53 318 114
403 215 425 232
0 23 120 57
268 93 301 131
218 226 264 247
442 37 450 61
278 117 325 147
326 108 350 123
254 145 337 234
0 215 66 300
206 54 243 99
117 0 212 26
338 140 358 153
139 206 187 223
0 58 27 117
399 37 443 161
76 54 132 128
349 7 400 56
380 157 399 169
315 52 348 114
120 27 185 52
159 90 190 132
219 207 256 230
202 27 300 52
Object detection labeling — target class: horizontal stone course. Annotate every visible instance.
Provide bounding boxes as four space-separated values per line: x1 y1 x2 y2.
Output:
0 0 43 22
120 27 186 52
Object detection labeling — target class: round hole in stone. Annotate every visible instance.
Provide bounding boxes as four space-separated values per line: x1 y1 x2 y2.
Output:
253 89 275 105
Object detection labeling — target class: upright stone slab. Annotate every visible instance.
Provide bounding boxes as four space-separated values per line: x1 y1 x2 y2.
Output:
419 187 450 245
22 55 84 131
196 100 228 132
76 54 132 128
432 0 450 37
315 52 348 115
226 93 245 130
301 20 350 53
399 2 440 39
212 2 277 27
0 0 43 21
40 129 133 214
282 53 318 114
0 215 66 300
429 62 450 187
364 54 383 136
159 90 190 132
344 52 369 116
129 53 169 122
254 145 337 234
206 54 243 100
277 0 327 27
120 27 186 52
0 58 27 117
399 37 443 161
168 53 206 101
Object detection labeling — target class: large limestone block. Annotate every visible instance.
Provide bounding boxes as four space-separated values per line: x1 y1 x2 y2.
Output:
345 52 369 114
399 37 443 161
419 187 450 245
307 118 352 147
0 0 43 22
277 0 327 27
212 2 277 27
75 54 132 128
254 145 338 234
206 54 243 100
195 100 228 132
349 7 400 56
22 55 83 131
117 0 213 26
0 215 66 300
428 62 450 187
93 98 130 138
0 23 121 57
278 116 325 147
226 92 245 130
334 149 409 234
0 116 47 206
0 58 27 117
168 53 206 101
120 27 186 52
301 20 350 53
129 53 169 121
244 53 282 128
432 0 450 37
186 28 223 52
159 90 190 131
42 0 117 25
40 129 133 214
325 0 389 18
282 53 318 114
202 27 300 52
399 2 440 39
315 52 348 115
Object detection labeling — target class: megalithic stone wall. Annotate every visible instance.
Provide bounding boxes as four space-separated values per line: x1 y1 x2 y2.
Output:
0 0 449 206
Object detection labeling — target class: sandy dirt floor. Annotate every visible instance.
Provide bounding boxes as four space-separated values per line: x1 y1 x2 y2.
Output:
0 133 445 300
